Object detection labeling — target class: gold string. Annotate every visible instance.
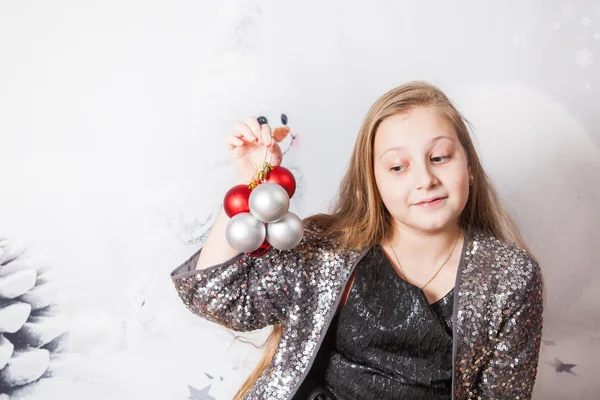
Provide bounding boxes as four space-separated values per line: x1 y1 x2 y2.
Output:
247 133 274 190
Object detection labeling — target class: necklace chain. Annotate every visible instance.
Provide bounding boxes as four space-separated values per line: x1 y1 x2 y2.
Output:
387 230 461 290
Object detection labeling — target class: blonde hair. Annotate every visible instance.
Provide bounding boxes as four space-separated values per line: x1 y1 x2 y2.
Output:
233 81 537 399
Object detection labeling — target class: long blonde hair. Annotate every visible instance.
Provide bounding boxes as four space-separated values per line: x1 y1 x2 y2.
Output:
234 81 537 399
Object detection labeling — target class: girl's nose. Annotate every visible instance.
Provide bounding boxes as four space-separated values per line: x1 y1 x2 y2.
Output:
415 163 437 190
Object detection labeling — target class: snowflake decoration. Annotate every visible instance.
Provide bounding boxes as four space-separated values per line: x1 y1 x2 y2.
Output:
575 47 594 67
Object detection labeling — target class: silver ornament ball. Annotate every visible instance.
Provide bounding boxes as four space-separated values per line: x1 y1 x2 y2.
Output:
266 211 304 250
249 182 290 223
225 212 266 253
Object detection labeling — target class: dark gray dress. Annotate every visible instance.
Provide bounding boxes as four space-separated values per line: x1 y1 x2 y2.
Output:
294 244 454 400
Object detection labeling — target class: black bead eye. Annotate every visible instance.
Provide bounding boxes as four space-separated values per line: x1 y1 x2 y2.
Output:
257 116 268 125
281 113 288 125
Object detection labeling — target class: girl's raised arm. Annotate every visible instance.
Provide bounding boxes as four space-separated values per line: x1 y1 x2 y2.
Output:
170 221 313 332
170 116 297 331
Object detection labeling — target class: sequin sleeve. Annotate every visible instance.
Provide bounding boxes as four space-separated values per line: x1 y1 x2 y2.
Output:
476 254 543 399
170 226 315 332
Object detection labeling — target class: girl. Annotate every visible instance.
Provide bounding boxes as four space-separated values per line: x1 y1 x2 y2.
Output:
171 81 544 400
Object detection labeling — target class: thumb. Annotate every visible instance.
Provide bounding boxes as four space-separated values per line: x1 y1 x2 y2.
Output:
267 142 283 166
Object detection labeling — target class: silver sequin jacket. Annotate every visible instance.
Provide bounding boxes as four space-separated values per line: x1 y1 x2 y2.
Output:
171 221 543 400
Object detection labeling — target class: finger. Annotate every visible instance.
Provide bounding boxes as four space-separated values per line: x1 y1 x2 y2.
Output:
225 135 244 150
267 142 283 166
261 123 273 146
233 131 246 141
233 121 258 142
243 116 263 140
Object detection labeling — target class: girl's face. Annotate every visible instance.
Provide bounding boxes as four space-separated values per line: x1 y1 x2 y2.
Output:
373 107 471 235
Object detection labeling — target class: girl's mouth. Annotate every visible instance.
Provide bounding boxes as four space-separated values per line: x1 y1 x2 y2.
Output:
415 196 447 207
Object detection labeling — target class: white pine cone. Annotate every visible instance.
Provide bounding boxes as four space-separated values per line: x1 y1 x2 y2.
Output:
0 239 67 396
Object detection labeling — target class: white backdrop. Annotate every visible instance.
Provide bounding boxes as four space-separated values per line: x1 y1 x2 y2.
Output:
1 1 599 399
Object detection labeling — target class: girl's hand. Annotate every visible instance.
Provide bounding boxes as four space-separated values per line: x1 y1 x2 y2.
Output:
225 116 283 184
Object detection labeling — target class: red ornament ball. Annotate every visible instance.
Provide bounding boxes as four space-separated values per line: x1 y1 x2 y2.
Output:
248 237 272 257
223 184 252 218
265 166 296 198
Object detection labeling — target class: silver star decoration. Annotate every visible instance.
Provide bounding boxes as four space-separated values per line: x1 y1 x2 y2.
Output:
575 47 594 67
205 372 224 382
188 385 215 400
547 357 577 375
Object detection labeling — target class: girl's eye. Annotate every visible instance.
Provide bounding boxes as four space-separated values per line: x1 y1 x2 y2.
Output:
431 155 451 163
389 166 406 172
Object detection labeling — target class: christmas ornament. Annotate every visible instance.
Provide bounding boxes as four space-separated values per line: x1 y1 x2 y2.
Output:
265 166 296 198
248 182 290 223
223 184 251 218
265 212 304 250
225 213 266 253
248 238 272 257
223 114 304 254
